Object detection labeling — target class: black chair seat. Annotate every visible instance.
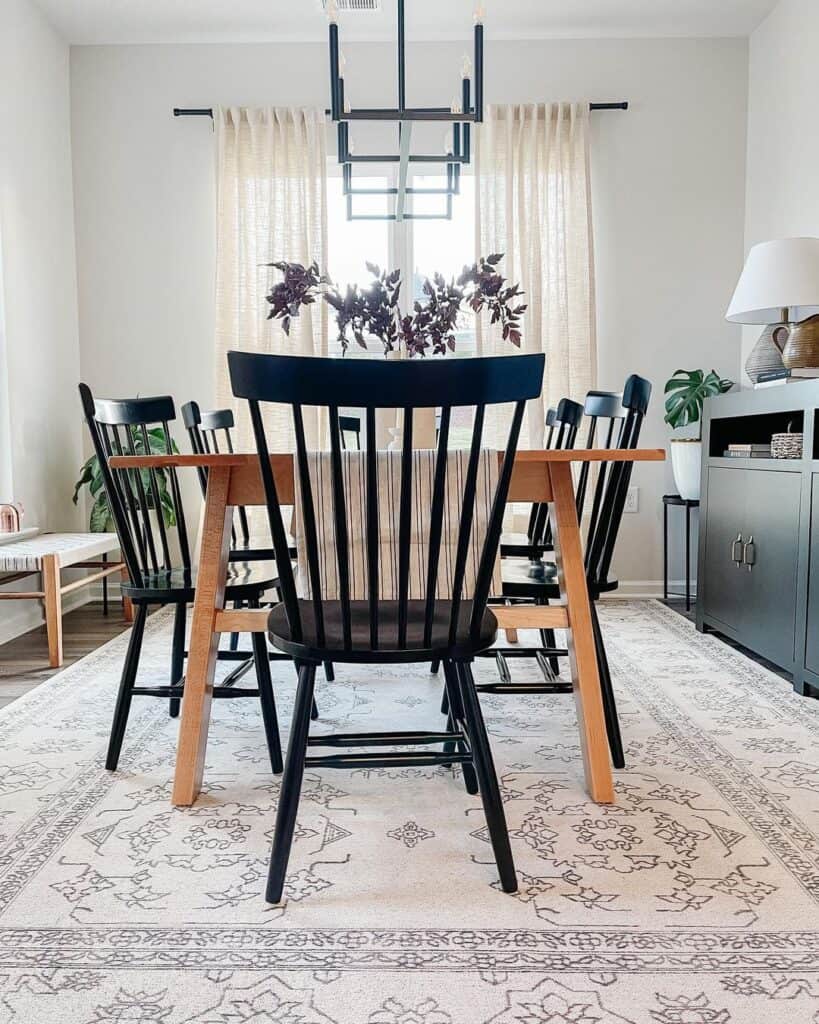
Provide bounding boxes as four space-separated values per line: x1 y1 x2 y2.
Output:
123 565 279 603
268 600 498 664
500 557 619 600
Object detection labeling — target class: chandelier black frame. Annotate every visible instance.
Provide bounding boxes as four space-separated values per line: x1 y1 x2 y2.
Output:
328 0 481 222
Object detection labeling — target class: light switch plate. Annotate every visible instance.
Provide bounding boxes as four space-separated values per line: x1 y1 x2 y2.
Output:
625 487 639 513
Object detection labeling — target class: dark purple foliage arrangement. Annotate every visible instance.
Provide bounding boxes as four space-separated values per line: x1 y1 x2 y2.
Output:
263 260 330 337
264 254 526 356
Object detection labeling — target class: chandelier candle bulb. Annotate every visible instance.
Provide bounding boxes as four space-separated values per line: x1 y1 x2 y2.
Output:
461 54 473 78
327 0 339 23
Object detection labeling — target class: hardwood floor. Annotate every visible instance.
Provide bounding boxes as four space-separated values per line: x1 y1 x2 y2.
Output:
0 602 136 710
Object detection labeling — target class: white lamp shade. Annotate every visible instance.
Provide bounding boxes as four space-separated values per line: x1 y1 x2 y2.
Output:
726 237 819 324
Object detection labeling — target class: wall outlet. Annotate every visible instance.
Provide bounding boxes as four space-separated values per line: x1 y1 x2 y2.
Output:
625 487 639 513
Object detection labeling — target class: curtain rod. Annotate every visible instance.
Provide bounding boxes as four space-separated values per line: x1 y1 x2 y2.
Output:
172 102 628 119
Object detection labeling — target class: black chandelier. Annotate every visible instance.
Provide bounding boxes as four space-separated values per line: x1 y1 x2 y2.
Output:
327 0 484 221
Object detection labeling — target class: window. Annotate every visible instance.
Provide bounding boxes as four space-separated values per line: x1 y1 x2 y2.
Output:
327 164 476 359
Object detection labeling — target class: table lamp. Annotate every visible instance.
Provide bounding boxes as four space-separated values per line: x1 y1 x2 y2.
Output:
727 237 819 377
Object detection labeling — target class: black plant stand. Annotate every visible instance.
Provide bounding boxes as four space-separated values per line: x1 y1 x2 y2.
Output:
663 494 699 612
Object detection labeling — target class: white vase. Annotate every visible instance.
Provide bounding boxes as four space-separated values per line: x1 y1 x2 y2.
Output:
670 439 702 501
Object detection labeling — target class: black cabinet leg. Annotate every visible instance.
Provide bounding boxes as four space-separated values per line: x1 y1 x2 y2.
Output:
456 662 517 893
102 553 109 616
266 662 317 904
323 661 335 682
663 501 669 602
169 601 186 719
430 659 441 674
106 603 147 771
591 602 625 769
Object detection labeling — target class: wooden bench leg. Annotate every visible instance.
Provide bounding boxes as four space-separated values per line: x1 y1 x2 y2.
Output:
42 554 63 668
505 628 519 643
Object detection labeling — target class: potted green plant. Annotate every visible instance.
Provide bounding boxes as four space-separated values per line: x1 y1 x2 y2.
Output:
664 368 734 500
73 427 179 531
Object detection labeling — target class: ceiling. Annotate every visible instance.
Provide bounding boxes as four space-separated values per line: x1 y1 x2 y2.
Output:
35 0 777 45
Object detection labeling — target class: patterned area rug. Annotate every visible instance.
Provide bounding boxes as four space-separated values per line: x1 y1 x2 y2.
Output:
1 601 819 1023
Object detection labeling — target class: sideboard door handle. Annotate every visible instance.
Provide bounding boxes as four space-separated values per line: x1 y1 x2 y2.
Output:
743 535 756 571
731 534 744 565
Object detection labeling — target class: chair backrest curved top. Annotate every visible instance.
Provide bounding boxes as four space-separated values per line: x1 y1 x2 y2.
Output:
79 383 190 589
229 351 544 655
583 391 625 420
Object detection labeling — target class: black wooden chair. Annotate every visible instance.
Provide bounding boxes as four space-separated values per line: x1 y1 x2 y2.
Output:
78 384 284 775
182 400 334 694
229 351 545 902
501 398 584 568
483 375 652 770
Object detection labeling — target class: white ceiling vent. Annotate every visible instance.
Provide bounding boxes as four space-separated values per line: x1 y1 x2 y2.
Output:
320 0 381 11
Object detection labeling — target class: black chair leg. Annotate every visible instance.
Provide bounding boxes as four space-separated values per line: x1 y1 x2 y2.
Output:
430 659 441 674
169 601 186 719
251 628 283 774
106 603 148 772
456 662 517 893
542 627 559 675
230 599 240 652
440 687 450 715
266 662 317 904
102 553 109 616
442 660 478 794
323 661 335 682
310 698 320 721
590 602 625 769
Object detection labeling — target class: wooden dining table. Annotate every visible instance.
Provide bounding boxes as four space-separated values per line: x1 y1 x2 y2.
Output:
110 447 664 808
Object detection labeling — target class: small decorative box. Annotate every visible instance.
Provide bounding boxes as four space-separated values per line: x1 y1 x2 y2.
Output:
771 432 803 459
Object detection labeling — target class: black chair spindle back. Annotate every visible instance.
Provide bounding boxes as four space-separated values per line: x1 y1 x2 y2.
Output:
229 352 545 659
79 385 190 590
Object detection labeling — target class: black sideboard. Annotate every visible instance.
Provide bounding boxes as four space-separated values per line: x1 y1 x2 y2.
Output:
696 380 819 696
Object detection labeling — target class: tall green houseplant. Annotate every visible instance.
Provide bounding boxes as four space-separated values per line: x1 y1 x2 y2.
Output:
664 368 733 500
73 427 179 532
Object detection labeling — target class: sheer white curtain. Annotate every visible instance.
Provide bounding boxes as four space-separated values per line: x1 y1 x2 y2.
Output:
476 102 597 449
214 106 328 451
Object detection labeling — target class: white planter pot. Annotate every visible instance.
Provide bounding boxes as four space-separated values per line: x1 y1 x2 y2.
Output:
670 439 702 501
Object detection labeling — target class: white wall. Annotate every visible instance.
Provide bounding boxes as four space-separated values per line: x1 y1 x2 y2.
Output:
70 37 749 592
0 0 83 642
742 0 819 372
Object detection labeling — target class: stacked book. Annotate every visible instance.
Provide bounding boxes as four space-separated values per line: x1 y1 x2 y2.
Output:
755 367 819 388
722 443 772 459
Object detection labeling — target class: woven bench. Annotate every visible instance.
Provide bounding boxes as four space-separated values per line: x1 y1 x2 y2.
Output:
0 533 130 666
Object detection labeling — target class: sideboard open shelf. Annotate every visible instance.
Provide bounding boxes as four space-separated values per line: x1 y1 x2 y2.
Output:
697 380 819 696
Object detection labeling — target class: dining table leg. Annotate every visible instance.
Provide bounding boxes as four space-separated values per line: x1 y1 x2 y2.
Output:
172 465 233 806
548 461 615 804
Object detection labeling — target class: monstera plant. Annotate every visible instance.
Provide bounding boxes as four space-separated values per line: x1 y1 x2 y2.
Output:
73 427 179 532
664 368 733 500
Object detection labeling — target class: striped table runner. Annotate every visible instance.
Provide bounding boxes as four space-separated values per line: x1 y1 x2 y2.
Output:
293 450 501 601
